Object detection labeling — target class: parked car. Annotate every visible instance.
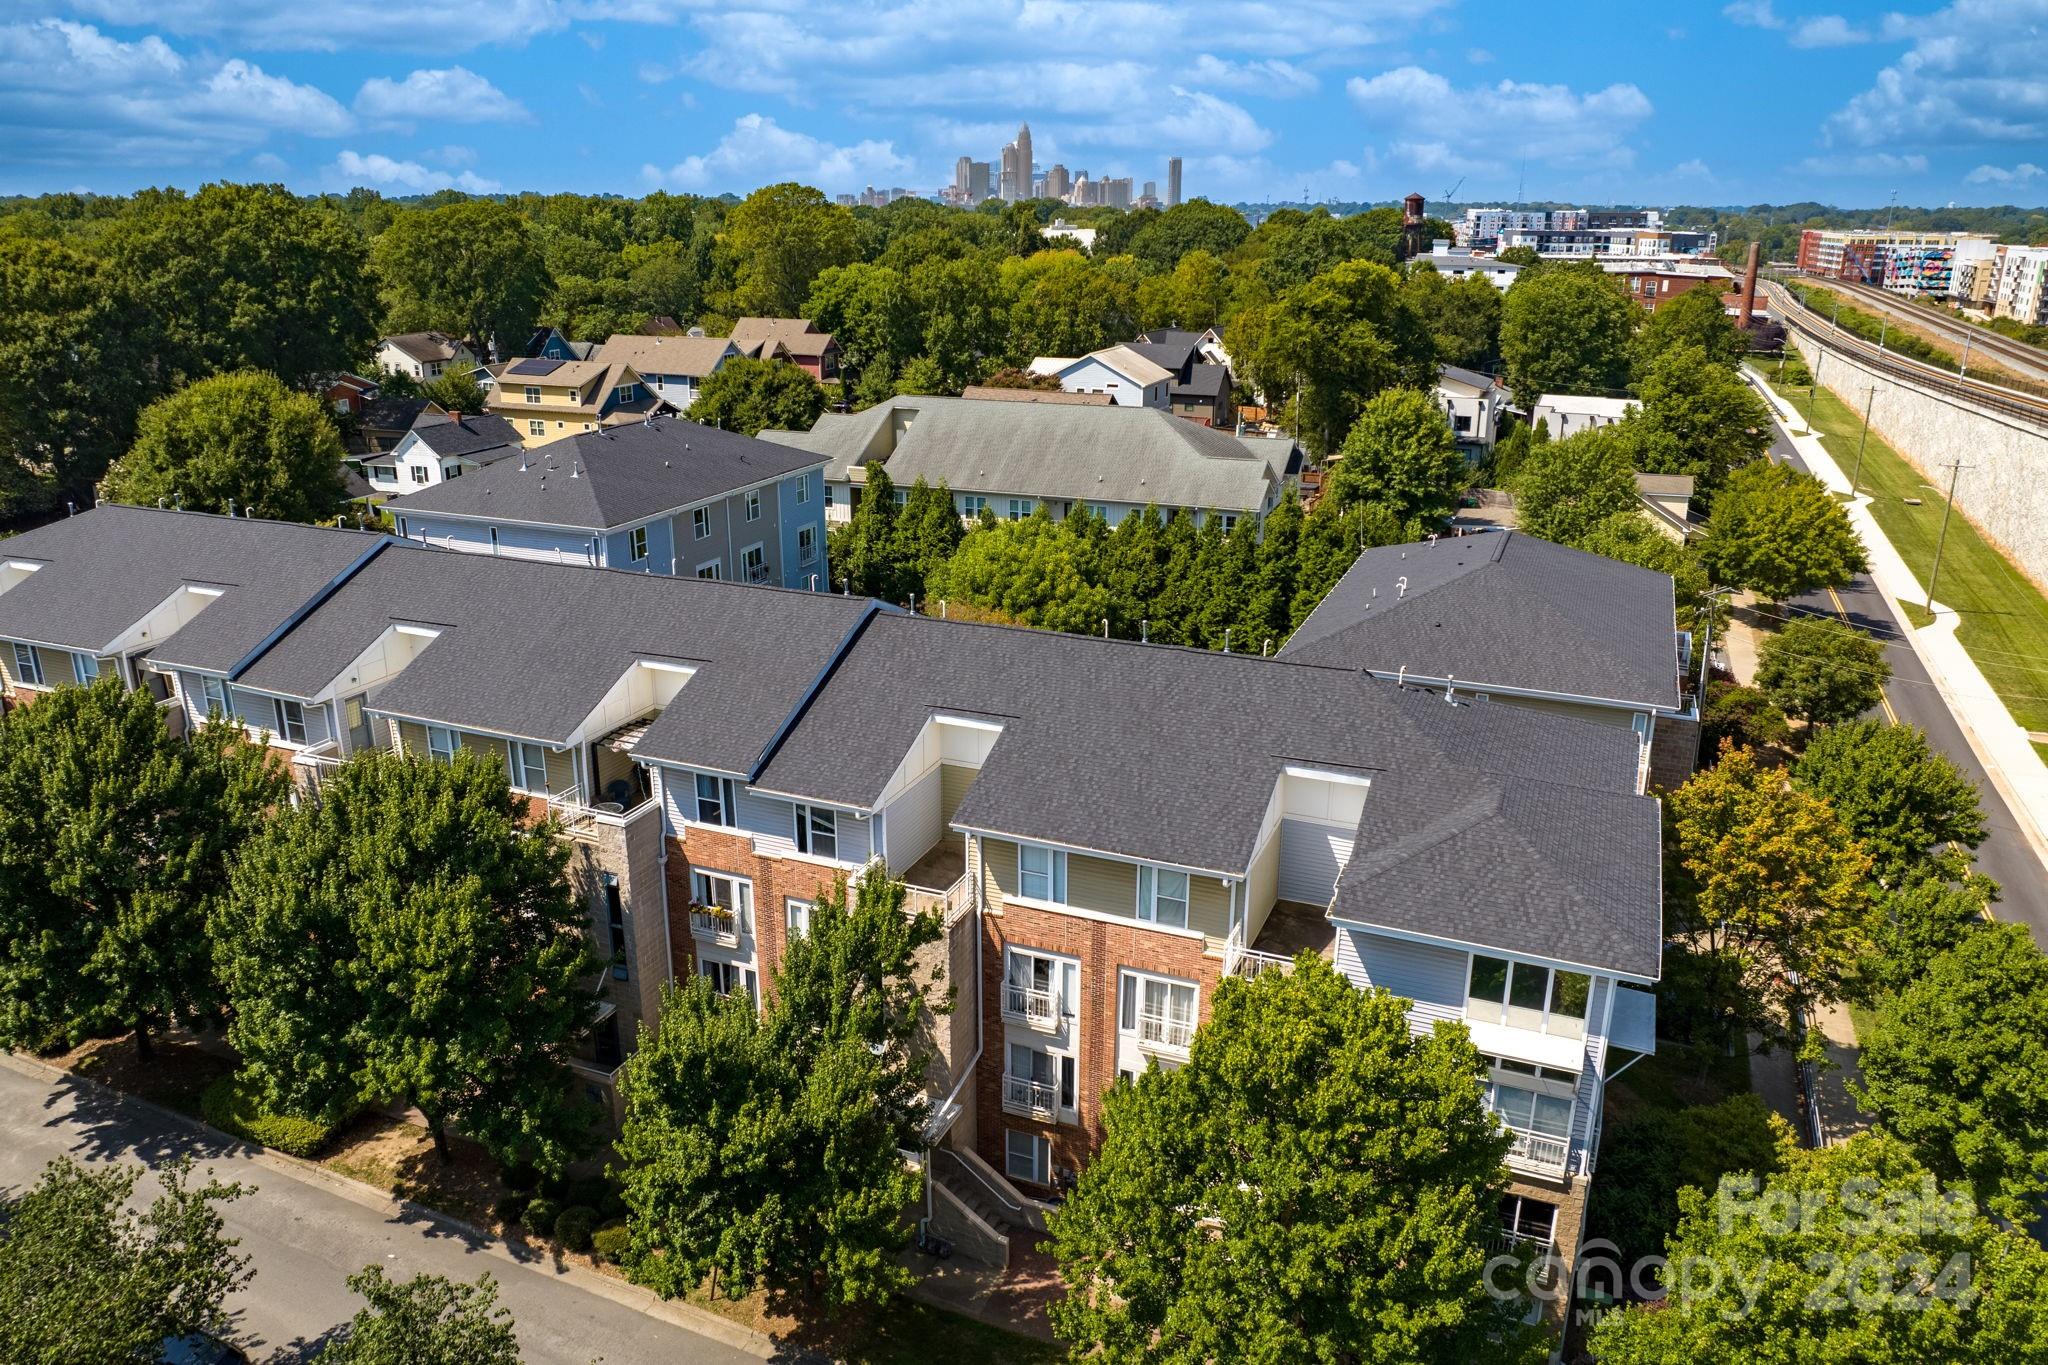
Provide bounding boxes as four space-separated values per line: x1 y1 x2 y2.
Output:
159 1333 249 1365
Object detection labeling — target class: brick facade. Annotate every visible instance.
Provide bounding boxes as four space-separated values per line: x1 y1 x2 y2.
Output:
974 898 1225 1189
660 829 855 992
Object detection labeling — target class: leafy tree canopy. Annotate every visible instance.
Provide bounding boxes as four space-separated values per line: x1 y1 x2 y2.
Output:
370 199 548 360
1322 386 1469 526
1792 720 1986 879
1633 284 1750 374
103 371 347 523
684 356 826 437
1499 264 1636 405
319 1267 520 1365
1631 342 1774 498
1700 460 1868 601
1510 424 1641 544
715 182 859 318
1754 616 1890 727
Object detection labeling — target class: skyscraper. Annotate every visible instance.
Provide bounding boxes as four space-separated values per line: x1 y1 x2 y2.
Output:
968 160 990 202
954 156 973 198
999 141 1022 201
1045 163 1072 201
1015 123 1033 200
1167 156 1182 208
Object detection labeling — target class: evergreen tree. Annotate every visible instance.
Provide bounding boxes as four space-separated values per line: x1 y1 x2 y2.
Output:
836 462 901 598
216 749 601 1170
1148 509 1202 646
1240 489 1302 651
890 476 964 605
1290 501 1410 630
1098 506 1168 637
0 681 284 1057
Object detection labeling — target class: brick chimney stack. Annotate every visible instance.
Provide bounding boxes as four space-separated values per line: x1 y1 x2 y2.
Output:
1737 242 1760 330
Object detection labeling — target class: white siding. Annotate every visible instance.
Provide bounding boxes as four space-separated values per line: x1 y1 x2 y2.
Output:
737 786 798 856
1346 929 1468 1012
884 764 943 872
1276 819 1352 905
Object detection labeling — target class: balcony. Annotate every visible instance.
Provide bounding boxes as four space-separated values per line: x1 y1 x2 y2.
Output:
689 906 741 947
745 562 772 584
1136 1009 1194 1054
1002 1072 1057 1119
1502 1126 1569 1175
288 739 343 800
1002 983 1059 1029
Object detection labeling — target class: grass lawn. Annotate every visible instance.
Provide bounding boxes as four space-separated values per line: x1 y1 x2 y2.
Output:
1764 371 2048 734
1601 1038 1753 1125
1845 1000 1881 1049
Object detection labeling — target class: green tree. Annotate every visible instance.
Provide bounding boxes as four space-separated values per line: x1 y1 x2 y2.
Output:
1700 460 1868 601
1136 248 1231 331
1631 343 1774 498
716 183 858 318
908 253 1008 390
1510 424 1641 544
370 200 548 361
1007 253 1137 360
834 462 901 598
684 356 825 436
1663 745 1873 1043
1792 720 1986 879
102 371 347 523
0 235 160 517
1699 681 1791 756
1589 1133 2048 1364
1239 489 1302 649
1498 265 1636 405
1856 924 2048 1221
1402 264 1504 370
1050 956 1539 1364
892 476 965 602
113 183 376 385
1322 387 1468 525
419 367 488 418
804 262 917 398
1755 617 1890 728
319 1266 520 1365
1290 501 1413 630
1586 1093 1786 1271
618 865 940 1307
934 513 1112 634
216 750 600 1170
1634 284 1749 373
0 682 283 1057
1850 852 1998 1003
0 1157 249 1365
1127 200 1250 271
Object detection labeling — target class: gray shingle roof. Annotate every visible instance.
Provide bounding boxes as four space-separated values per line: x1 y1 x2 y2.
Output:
238 546 872 759
386 416 827 532
761 396 1278 514
1280 532 1682 712
382 332 465 364
0 505 387 673
409 409 521 460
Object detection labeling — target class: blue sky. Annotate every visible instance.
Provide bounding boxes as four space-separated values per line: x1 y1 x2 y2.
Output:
2 0 2043 207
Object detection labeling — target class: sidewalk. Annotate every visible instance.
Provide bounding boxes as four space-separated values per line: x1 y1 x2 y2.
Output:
1744 370 2048 875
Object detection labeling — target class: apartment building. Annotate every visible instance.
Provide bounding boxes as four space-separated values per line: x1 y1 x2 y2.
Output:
1991 244 2048 325
482 356 671 446
1796 228 1999 295
763 395 1300 531
0 504 1668 1289
387 417 830 587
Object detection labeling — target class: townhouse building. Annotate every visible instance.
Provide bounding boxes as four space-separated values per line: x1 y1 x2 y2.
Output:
763 394 1301 532
1127 330 1236 428
0 504 1668 1299
729 318 839 381
1027 346 1174 409
482 357 672 447
386 416 831 589
1433 363 1510 453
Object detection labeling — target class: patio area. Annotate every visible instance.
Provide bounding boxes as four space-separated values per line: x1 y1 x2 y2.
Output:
904 835 967 892
1249 900 1337 961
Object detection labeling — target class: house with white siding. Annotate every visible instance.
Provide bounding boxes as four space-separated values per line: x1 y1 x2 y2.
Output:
361 406 521 496
592 333 741 413
1027 345 1173 408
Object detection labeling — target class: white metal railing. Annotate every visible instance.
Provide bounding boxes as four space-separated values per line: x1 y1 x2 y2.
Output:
1502 1127 1569 1172
1003 983 1058 1027
1136 1009 1195 1053
289 739 343 795
904 869 974 928
1002 1073 1057 1118
690 906 743 946
1222 918 1295 980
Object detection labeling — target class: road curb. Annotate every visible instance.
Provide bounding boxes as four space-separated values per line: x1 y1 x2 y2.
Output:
0 1049 794 1361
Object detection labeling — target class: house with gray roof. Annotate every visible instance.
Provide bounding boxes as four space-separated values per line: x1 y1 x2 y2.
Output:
762 394 1300 531
374 331 476 382
594 333 741 412
361 405 522 496
1125 334 1236 427
1281 531 1697 787
387 415 831 589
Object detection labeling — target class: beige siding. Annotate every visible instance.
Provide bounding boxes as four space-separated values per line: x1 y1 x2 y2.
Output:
1490 693 1643 731
939 763 975 826
1189 874 1230 940
544 743 575 795
984 835 1231 945
396 719 429 754
1 644 61 692
1067 852 1134 915
984 837 1017 906
1245 830 1280 941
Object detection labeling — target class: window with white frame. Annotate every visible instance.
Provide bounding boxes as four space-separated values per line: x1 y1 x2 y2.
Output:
1005 1041 1075 1116
741 544 766 581
409 465 430 484
1500 1193 1559 1247
1016 843 1066 903
792 804 837 860
696 561 723 580
1136 865 1190 929
1087 503 1111 522
1006 1128 1052 1185
426 725 458 763
272 697 307 746
71 652 100 685
628 526 648 562
1466 956 1591 1039
1215 512 1239 534
745 489 762 522
528 419 545 437
523 385 542 404
1007 498 1034 520
1119 970 1198 1053
1003 947 1075 1025
961 494 987 517
693 773 738 827
690 870 752 934
1483 1056 1575 1163
785 898 812 938
510 741 550 794
10 642 42 687
793 474 810 505
692 507 711 540
700 958 758 1005
615 383 638 404
797 525 817 564
198 675 226 715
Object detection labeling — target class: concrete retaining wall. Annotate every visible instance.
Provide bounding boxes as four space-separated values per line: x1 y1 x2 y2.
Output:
1788 331 2048 591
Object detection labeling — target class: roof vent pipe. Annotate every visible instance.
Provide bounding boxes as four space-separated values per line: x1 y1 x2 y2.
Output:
1396 576 1409 599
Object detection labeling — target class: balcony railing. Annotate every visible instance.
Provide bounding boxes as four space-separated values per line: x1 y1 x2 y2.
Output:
690 906 742 946
1002 1072 1057 1119
745 563 772 584
1502 1126 1569 1173
1136 1009 1195 1053
903 868 974 928
1003 983 1058 1028
289 739 343 799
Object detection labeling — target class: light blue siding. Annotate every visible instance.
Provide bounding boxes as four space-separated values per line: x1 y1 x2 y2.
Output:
399 513 598 566
1343 930 1468 1010
778 469 829 589
604 515 675 573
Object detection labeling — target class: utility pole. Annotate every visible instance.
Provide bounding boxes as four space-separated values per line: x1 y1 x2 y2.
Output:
1926 459 1970 611
1959 333 1972 379
1851 386 1877 493
1807 347 1825 422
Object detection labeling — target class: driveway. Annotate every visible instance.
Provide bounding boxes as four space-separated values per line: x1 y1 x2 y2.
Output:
0 1056 780 1364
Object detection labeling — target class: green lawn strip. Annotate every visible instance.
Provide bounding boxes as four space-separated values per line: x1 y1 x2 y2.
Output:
1764 372 2048 733
1844 1001 1881 1049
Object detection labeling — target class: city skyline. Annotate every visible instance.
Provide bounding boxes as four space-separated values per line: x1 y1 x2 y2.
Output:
0 2 2043 206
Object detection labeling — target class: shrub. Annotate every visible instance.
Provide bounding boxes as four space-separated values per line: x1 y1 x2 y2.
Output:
500 1160 541 1193
591 1222 631 1265
520 1197 559 1235
491 1192 532 1227
565 1176 613 1211
554 1205 597 1253
1700 681 1790 757
200 1074 343 1158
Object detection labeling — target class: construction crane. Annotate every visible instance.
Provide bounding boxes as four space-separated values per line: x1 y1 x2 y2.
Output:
1442 177 1464 203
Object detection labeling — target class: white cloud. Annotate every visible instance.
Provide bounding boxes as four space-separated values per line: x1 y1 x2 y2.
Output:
1722 0 1783 29
1825 0 2048 147
355 66 528 126
1346 67 1653 175
248 151 290 177
330 149 501 192
642 113 911 192
1670 158 1714 179
1185 53 1317 95
1964 161 2045 184
1790 151 1930 176
1788 15 1870 47
1063 88 1272 156
1465 47 1494 64
56 0 691 52
0 19 352 167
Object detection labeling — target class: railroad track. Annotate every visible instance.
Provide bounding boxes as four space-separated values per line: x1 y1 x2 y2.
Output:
1824 277 2048 385
1760 279 2048 428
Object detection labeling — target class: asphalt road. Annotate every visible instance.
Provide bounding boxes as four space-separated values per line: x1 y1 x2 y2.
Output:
0 1060 774 1365
1767 423 2048 942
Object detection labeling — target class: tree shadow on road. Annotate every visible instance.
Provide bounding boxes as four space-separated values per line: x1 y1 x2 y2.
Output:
36 1067 245 1170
